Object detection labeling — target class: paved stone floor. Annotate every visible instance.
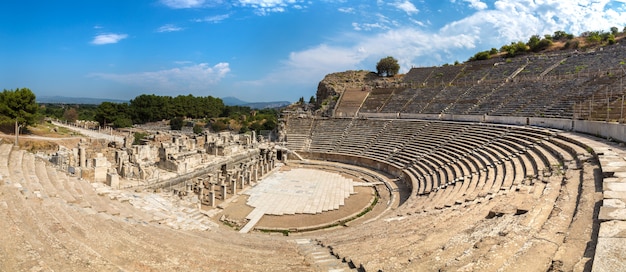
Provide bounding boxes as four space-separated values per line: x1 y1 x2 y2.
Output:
240 168 355 233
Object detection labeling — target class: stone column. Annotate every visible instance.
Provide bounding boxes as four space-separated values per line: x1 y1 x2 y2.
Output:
237 173 244 189
208 190 215 207
253 165 259 182
220 185 227 200
231 180 237 195
79 147 86 168
244 170 251 185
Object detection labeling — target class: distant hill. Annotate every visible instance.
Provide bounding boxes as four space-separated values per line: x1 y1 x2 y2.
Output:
36 95 290 109
222 96 249 106
244 101 291 109
222 96 291 109
37 96 128 104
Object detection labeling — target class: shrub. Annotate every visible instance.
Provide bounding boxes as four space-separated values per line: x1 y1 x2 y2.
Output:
170 117 184 130
193 124 203 134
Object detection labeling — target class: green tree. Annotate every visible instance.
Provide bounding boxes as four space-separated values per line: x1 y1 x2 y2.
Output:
500 41 528 57
63 107 78 122
170 117 184 130
553 30 574 41
95 102 132 128
298 97 305 105
193 124 203 134
0 88 38 145
611 26 619 35
133 132 148 145
376 56 400 77
584 31 602 44
527 35 552 52
469 50 491 61
309 95 316 105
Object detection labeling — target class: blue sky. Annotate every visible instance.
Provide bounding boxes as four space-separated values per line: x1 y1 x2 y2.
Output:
1 0 626 103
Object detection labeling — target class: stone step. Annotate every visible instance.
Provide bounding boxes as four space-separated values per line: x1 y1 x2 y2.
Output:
294 239 355 272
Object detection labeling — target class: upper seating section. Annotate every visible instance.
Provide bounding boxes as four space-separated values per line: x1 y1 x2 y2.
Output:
358 44 626 118
334 87 370 117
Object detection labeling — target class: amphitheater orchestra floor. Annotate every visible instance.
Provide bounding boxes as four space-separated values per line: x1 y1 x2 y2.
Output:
239 168 355 233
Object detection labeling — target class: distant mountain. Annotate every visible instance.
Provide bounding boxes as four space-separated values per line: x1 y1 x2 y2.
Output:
222 96 249 106
37 96 128 104
244 101 291 109
222 96 291 109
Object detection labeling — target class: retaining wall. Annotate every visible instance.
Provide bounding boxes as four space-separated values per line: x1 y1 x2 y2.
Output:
356 113 626 143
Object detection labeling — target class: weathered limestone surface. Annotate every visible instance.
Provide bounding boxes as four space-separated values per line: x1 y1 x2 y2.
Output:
562 133 626 272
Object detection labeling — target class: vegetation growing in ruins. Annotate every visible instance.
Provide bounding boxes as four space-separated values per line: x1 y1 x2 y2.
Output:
468 27 626 62
376 56 400 77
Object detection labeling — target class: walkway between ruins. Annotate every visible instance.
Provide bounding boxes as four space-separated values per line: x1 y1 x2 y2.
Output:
51 120 124 143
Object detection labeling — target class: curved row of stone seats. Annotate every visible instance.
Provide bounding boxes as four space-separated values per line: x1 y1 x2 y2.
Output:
0 144 309 271
554 132 626 271
308 118 352 153
315 132 593 271
402 66 435 86
361 44 626 117
283 116 314 151
363 120 430 159
335 87 370 117
359 87 397 113
296 119 571 214
334 119 389 155
378 88 417 113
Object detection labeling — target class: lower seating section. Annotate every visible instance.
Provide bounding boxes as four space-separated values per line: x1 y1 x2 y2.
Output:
291 118 602 271
0 142 308 271
295 118 575 202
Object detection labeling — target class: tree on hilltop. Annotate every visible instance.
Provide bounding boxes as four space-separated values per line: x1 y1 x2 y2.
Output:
0 88 38 145
376 56 400 77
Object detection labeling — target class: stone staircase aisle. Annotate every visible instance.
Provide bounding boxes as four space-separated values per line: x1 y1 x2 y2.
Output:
294 238 357 272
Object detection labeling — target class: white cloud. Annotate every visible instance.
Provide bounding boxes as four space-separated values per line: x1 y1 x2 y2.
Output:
390 0 419 15
441 0 626 46
161 0 207 9
89 63 230 93
352 22 389 31
156 24 184 32
239 0 626 101
236 0 306 15
195 14 231 23
90 33 128 45
462 0 487 10
338 7 354 13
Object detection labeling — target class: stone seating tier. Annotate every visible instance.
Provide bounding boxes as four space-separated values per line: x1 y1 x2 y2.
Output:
1 145 309 271
358 44 626 118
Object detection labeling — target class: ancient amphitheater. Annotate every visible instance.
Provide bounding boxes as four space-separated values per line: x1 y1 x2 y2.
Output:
2 43 626 272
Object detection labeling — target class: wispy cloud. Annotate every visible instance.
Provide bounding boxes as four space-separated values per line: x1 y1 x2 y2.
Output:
462 0 488 10
156 24 184 32
390 0 419 15
241 0 626 101
352 22 388 31
89 63 230 93
236 0 307 15
338 7 354 13
161 0 208 9
90 33 128 45
194 14 230 23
